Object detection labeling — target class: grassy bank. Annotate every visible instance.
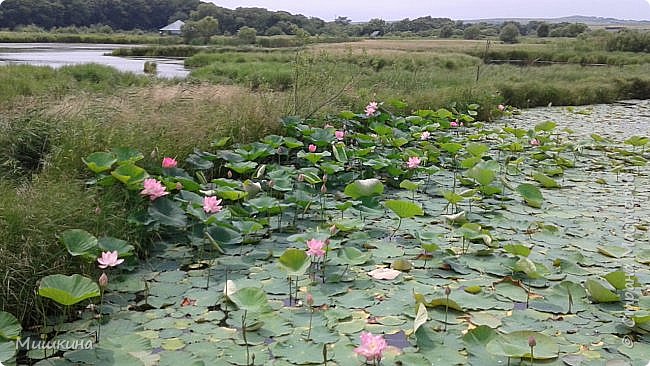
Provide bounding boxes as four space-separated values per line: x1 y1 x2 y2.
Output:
0 65 288 324
184 41 650 116
0 30 181 44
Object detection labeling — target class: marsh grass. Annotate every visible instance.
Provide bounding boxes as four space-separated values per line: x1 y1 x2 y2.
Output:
184 42 650 118
0 30 180 44
0 73 287 324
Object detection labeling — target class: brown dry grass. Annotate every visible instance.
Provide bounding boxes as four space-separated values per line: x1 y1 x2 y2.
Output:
309 38 550 55
37 83 287 165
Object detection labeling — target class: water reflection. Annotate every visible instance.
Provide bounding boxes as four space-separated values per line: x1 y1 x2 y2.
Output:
0 43 189 79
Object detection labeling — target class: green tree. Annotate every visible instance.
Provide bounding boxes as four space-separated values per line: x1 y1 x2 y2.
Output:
536 23 550 37
182 16 219 44
499 23 520 43
238 26 257 44
362 18 386 36
463 25 481 40
439 25 454 38
196 16 219 43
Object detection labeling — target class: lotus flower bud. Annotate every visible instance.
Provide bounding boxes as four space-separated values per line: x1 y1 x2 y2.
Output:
99 272 108 288
306 293 314 306
329 225 338 235
297 174 305 182
445 286 451 296
320 184 327 193
227 170 233 178
528 336 537 347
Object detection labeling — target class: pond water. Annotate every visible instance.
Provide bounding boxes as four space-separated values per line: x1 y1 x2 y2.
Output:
0 43 190 79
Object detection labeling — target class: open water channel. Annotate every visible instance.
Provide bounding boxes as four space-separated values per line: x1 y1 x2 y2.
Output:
0 43 190 78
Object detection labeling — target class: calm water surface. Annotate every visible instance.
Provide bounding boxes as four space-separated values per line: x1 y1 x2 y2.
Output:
0 43 189 78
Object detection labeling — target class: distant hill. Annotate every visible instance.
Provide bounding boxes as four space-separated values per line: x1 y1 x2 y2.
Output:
465 15 650 27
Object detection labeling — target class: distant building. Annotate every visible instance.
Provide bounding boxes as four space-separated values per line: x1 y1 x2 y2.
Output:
160 20 185 35
604 26 626 32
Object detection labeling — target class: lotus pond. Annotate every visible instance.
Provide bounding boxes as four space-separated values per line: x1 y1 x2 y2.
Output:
2 100 649 365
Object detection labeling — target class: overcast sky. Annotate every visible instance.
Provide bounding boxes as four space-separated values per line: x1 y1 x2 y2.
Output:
209 0 650 21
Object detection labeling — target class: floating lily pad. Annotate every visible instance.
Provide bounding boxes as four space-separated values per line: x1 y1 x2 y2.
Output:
486 331 559 360
344 179 384 199
229 288 271 313
338 247 371 266
83 152 117 173
59 229 97 257
278 249 310 276
585 278 620 303
516 183 543 208
384 200 424 218
38 274 100 306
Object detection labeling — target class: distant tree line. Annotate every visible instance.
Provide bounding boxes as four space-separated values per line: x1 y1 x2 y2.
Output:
0 0 200 30
0 0 593 42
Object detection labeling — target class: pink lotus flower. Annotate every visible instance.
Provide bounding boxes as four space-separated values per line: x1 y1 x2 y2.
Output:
365 101 378 116
420 131 431 141
450 121 459 127
162 157 177 168
306 238 326 258
203 196 223 214
98 251 124 269
354 332 387 362
308 144 317 153
335 130 345 141
498 104 506 111
407 156 421 169
530 138 540 146
140 178 168 201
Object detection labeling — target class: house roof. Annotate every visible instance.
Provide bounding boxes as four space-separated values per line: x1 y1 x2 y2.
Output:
160 20 185 31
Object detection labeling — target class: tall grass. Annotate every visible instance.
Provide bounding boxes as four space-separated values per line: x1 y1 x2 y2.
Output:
0 67 287 325
184 45 650 118
0 64 151 104
0 31 181 44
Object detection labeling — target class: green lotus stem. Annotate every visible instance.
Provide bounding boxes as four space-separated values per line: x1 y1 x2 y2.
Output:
444 300 449 332
444 286 451 332
425 174 431 193
288 276 292 306
224 268 229 314
391 217 402 238
307 308 313 340
341 264 350 279
295 276 300 304
97 289 104 342
242 310 250 366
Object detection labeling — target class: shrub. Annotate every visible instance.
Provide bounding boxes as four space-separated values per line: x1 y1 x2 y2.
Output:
500 24 520 44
